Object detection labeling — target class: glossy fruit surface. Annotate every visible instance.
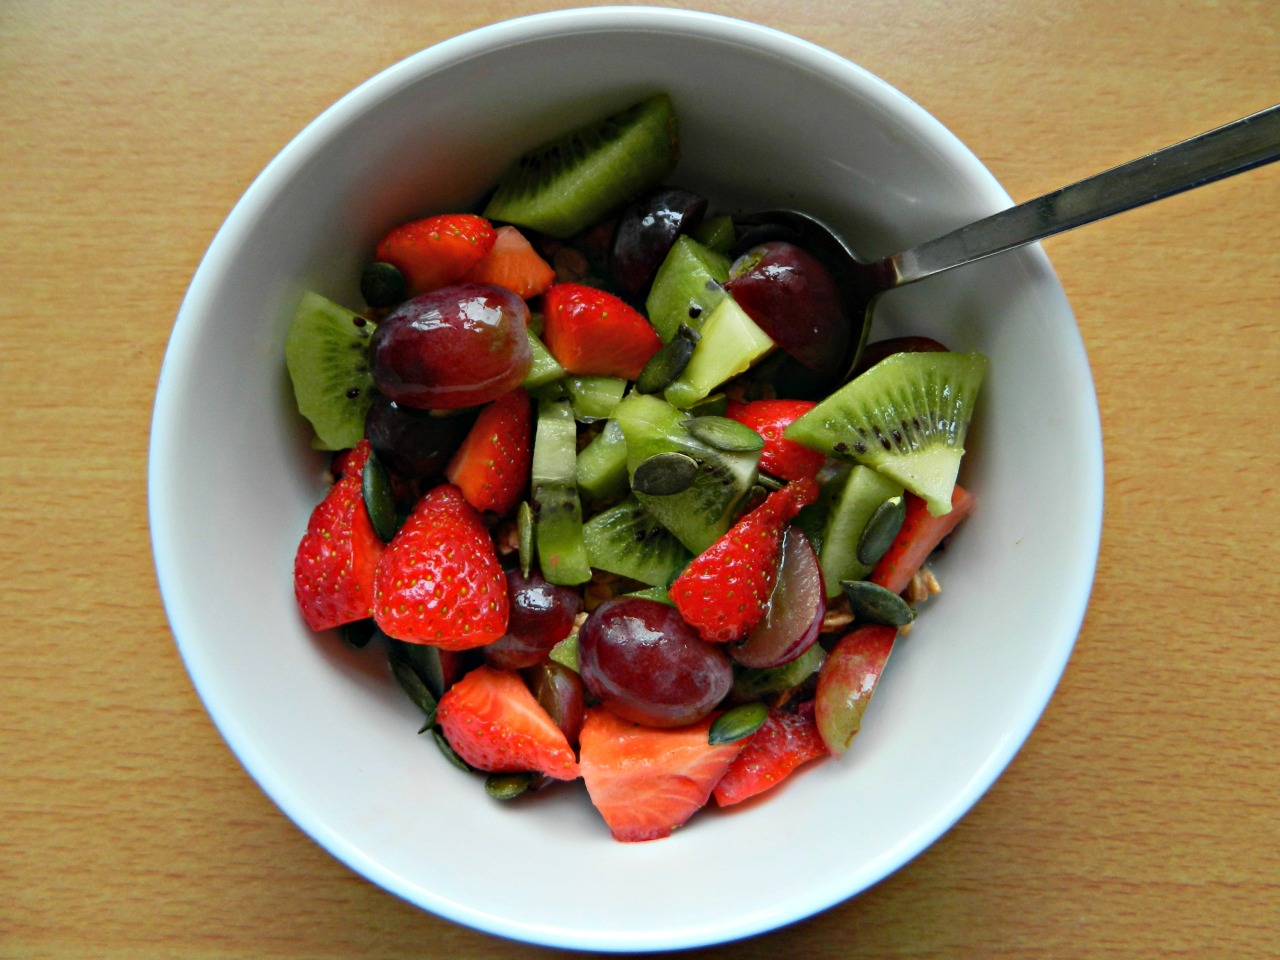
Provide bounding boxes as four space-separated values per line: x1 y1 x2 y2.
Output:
729 527 825 669
369 282 532 409
725 398 825 481
527 660 587 750
724 241 849 380
609 186 708 296
374 213 497 296
484 569 582 670
541 283 662 380
712 702 828 806
578 597 733 727
364 393 474 480
814 624 896 756
445 387 533 514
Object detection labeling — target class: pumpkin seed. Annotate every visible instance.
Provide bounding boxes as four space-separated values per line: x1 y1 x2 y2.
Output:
485 772 535 800
387 638 448 699
517 500 535 578
632 451 699 496
635 323 700 394
340 618 376 649
361 451 398 542
856 495 906 566
708 701 770 745
390 657 438 723
359 260 406 308
840 579 917 627
684 415 765 453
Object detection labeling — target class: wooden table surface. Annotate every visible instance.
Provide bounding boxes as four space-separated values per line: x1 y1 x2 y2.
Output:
4 1 1277 957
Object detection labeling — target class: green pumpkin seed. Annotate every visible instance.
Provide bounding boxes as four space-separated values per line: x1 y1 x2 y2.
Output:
388 638 448 698
729 643 826 701
361 451 398 543
636 324 700 394
485 772 535 800
432 729 473 772
840 579 917 627
632 451 699 496
856 495 906 566
390 657 439 723
684 415 765 453
360 260 406 308
708 701 770 745
340 618 377 649
517 500 535 578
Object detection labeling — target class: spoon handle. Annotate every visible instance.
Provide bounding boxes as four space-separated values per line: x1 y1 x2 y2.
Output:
889 103 1280 286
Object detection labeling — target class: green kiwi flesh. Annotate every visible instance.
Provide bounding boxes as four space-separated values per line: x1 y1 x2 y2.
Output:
483 93 679 240
818 465 904 598
284 291 376 450
784 351 987 516
612 392 760 554
575 419 630 502
532 398 592 585
663 296 775 409
645 234 730 342
581 496 692 587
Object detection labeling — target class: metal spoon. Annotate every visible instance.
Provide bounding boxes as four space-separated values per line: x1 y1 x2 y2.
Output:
749 102 1280 377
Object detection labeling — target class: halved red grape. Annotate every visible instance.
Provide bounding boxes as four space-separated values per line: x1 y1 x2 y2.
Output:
364 392 475 481
483 569 581 670
369 282 532 409
730 527 825 669
578 597 732 727
609 187 708 296
526 660 586 749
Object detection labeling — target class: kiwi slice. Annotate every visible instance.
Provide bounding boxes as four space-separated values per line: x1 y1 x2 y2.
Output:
785 351 987 516
532 398 592 585
522 328 565 389
582 496 692 588
284 291 376 450
576 418 630 502
663 296 775 409
645 235 730 342
612 392 759 554
483 93 679 240
818 465 904 598
564 375 627 422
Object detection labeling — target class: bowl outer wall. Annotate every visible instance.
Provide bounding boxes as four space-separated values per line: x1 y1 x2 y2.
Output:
148 6 1103 951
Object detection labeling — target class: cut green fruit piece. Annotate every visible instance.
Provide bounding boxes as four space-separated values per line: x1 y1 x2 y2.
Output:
689 214 736 255
785 351 988 516
612 392 759 554
819 465 904 598
576 419 629 502
565 375 627 422
664 296 775 409
522 328 565 389
482 93 679 239
582 496 692 587
624 585 674 605
284 291 376 450
646 234 731 342
532 398 592 585
729 641 825 702
793 461 852 557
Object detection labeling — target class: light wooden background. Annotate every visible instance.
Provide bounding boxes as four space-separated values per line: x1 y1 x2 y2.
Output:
3 1 1277 957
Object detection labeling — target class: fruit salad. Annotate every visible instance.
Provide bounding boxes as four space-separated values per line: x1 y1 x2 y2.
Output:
286 93 987 842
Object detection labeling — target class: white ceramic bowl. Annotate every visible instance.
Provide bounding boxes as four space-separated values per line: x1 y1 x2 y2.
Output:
149 7 1103 951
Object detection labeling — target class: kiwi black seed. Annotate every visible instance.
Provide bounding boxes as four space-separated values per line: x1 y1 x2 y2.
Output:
784 351 987 517
482 93 679 240
284 291 377 450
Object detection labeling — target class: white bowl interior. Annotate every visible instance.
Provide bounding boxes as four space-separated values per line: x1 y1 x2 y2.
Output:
150 7 1102 952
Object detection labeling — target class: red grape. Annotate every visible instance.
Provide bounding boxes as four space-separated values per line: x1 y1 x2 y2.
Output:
578 597 732 727
483 569 581 670
369 282 532 409
609 187 708 296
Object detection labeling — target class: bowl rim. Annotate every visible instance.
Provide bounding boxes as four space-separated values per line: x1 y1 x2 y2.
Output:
149 5 1104 951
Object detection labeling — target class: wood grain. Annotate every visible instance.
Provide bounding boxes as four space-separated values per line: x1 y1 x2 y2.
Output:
2 1 1277 957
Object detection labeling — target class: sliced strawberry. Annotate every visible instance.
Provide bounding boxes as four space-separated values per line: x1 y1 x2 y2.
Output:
725 398 826 482
436 665 580 780
293 441 384 631
669 478 819 643
870 485 975 595
460 225 555 300
712 702 828 806
373 483 508 649
444 387 532 515
541 282 662 380
374 213 497 296
577 706 744 842
329 439 372 480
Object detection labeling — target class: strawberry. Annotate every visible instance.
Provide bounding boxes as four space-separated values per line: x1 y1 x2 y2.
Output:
870 485 975 595
725 398 826 482
444 387 532 515
436 665 580 780
712 702 828 806
541 282 662 380
460 225 556 300
372 483 508 649
329 440 372 480
374 213 497 296
577 706 745 842
669 478 819 643
293 441 384 631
